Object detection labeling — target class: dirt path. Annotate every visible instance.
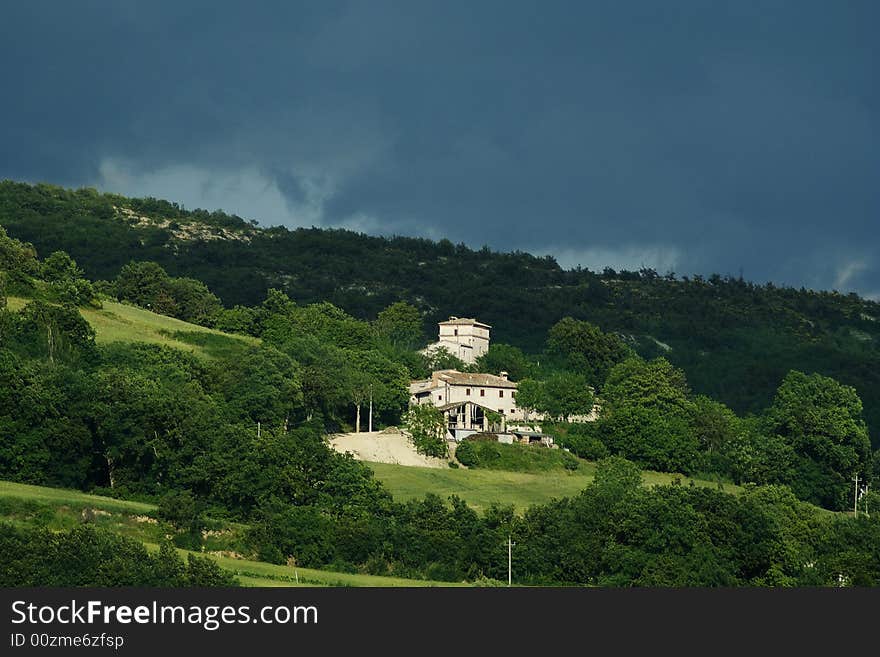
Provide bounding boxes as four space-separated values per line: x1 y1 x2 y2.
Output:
328 429 448 469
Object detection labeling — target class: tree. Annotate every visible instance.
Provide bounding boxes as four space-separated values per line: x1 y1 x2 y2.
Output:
545 317 633 387
166 277 222 324
14 301 96 364
213 345 303 428
598 404 701 474
542 373 595 422
374 301 423 349
346 369 373 433
763 371 873 510
515 378 545 422
690 395 741 473
40 251 97 306
289 302 377 351
475 343 535 381
115 261 171 309
602 357 691 410
598 357 700 474
425 346 467 372
278 336 351 427
0 225 39 281
157 489 207 549
403 404 448 458
343 350 410 430
212 305 260 335
514 374 593 422
41 250 83 283
726 419 797 487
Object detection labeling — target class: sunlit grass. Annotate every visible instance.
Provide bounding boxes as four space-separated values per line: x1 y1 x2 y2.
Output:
0 479 154 513
7 296 258 358
367 461 741 513
147 544 467 588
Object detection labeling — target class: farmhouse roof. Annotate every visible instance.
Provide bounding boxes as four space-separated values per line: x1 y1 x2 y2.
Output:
438 316 492 328
432 370 517 389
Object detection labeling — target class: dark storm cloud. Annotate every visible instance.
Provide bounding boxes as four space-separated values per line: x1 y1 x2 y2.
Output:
1 1 877 295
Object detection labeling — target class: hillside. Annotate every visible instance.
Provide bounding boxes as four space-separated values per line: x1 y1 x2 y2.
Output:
3 180 880 443
3 207 878 585
6 296 257 358
0 480 463 587
366 461 740 513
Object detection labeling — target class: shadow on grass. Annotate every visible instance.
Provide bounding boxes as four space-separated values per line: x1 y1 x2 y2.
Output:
160 330 251 359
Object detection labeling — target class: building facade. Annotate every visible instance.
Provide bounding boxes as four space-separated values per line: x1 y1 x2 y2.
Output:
409 369 527 439
422 317 491 365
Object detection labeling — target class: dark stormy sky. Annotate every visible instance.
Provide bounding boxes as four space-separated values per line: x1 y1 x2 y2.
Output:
1 2 877 297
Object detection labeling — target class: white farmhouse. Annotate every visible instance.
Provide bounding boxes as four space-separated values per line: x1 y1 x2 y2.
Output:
409 369 525 440
422 317 490 365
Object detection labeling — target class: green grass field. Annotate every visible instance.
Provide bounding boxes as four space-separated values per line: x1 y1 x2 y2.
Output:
0 480 155 513
367 461 740 513
6 296 258 358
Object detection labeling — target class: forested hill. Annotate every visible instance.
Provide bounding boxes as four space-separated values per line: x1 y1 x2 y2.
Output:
3 180 880 439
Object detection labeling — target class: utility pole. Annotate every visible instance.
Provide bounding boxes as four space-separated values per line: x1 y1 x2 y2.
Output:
257 421 261 439
507 534 515 587
368 384 373 433
853 474 859 517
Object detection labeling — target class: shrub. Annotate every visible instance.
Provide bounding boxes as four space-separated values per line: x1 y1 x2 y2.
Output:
455 441 582 473
455 441 479 467
562 451 580 471
556 423 609 460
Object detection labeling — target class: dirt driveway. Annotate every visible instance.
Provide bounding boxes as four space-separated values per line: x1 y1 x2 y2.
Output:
328 429 448 468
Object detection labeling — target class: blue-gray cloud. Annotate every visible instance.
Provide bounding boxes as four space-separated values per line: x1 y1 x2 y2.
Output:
1 1 877 295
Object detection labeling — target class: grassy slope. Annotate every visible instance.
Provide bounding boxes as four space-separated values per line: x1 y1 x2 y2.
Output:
0 480 457 587
162 547 465 588
367 461 740 513
0 480 154 513
7 296 258 358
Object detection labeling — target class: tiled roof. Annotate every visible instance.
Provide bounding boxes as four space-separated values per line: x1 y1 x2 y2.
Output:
433 370 516 389
438 317 492 328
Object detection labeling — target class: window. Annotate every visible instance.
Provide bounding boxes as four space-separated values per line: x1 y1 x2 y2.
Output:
480 389 485 397
499 390 504 398
512 391 516 399
466 388 471 396
510 409 515 415
454 329 458 336
438 395 442 401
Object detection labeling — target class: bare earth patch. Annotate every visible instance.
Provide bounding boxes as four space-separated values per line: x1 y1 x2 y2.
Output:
328 429 448 469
